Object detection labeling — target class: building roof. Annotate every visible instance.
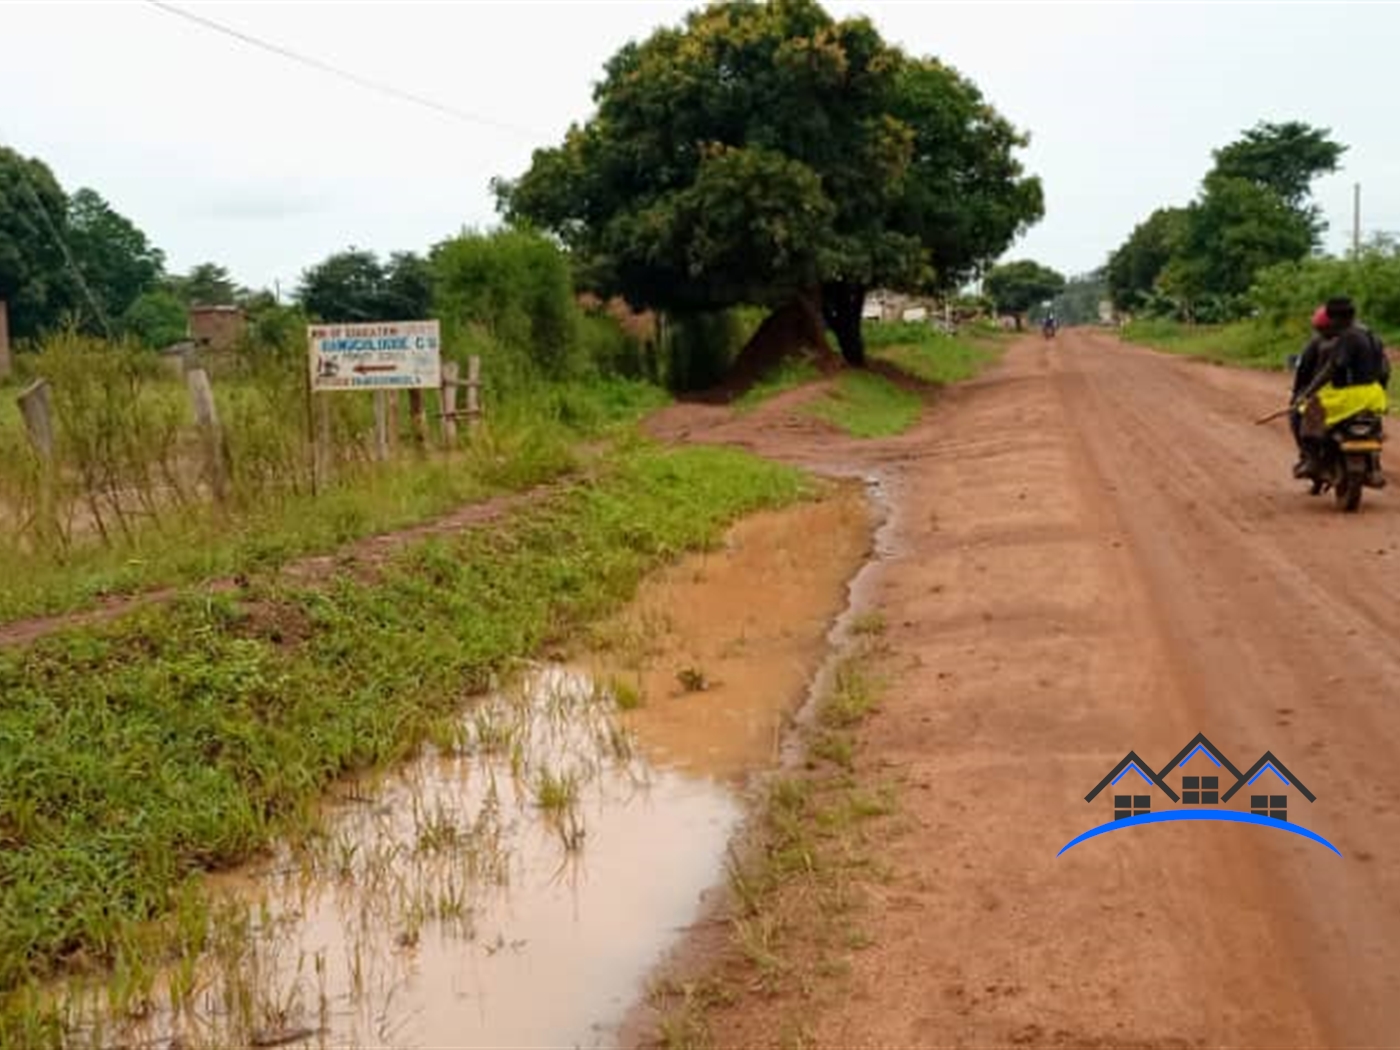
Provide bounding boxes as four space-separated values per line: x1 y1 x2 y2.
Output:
1156 732 1244 782
1221 751 1316 803
1085 750 1180 804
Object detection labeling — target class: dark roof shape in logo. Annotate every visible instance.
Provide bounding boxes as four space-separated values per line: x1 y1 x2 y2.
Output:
1155 732 1244 782
1221 751 1317 804
1085 750 1180 804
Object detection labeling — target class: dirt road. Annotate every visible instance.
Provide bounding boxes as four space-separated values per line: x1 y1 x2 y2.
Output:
648 329 1400 1047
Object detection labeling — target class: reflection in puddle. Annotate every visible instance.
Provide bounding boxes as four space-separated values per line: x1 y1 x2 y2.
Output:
55 486 873 1049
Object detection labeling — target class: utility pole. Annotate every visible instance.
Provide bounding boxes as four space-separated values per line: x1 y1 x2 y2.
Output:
1354 183 1362 257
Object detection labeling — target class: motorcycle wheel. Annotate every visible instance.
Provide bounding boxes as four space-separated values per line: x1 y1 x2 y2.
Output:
1336 472 1364 512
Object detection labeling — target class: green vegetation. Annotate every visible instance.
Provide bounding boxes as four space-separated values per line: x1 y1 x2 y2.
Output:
1122 238 1400 369
498 0 1043 366
1119 318 1293 370
0 442 808 1010
804 371 921 438
1107 121 1344 322
0 333 666 624
733 354 823 411
983 259 1066 328
864 321 1002 384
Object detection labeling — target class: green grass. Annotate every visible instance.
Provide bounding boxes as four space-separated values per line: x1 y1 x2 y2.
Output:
733 354 823 411
1119 318 1297 370
0 441 809 1008
863 320 1005 385
802 371 922 438
0 377 670 625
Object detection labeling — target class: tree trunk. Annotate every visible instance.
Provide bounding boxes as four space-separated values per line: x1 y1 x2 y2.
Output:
821 282 867 367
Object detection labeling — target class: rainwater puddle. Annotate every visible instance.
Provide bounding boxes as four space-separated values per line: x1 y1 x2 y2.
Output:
59 483 874 1050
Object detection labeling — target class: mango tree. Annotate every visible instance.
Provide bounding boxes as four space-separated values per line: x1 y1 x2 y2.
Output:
495 0 1042 367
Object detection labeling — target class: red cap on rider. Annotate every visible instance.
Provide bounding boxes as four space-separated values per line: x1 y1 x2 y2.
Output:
1312 305 1330 331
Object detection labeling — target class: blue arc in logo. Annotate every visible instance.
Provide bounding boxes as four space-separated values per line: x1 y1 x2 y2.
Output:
1058 811 1342 857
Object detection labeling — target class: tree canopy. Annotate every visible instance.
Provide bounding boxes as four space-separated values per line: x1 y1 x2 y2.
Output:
67 187 165 328
0 147 75 340
1105 121 1343 321
296 249 435 323
984 259 1065 327
496 0 1042 365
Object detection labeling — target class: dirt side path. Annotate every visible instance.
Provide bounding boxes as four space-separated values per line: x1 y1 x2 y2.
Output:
648 329 1400 1046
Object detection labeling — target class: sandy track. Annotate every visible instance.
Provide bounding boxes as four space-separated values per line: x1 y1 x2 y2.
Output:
653 330 1400 1047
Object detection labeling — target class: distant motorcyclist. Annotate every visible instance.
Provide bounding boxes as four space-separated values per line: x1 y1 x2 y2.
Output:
1293 296 1389 481
1041 313 1058 339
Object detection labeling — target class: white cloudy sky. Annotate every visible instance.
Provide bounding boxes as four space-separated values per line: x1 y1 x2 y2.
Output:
5 1 1400 294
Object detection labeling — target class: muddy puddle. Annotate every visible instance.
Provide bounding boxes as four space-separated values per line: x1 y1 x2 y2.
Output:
52 482 874 1049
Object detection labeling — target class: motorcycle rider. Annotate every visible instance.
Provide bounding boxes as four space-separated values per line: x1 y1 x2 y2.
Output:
1042 312 1057 338
1292 296 1390 483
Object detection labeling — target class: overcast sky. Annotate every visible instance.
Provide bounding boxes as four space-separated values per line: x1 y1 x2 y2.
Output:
6 1 1400 296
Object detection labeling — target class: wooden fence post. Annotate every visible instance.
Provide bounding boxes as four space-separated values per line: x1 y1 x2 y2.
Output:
17 379 54 461
408 388 428 448
373 390 391 461
440 361 459 447
17 378 57 543
466 355 482 434
0 299 11 382
315 395 332 486
185 368 230 505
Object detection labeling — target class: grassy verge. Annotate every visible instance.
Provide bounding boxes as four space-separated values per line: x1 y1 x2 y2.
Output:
0 378 669 625
864 321 1005 384
802 371 922 438
1119 318 1297 370
0 441 808 1019
732 354 824 412
649 626 899 1049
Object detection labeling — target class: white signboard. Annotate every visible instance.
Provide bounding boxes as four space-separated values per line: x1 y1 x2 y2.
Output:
308 320 442 391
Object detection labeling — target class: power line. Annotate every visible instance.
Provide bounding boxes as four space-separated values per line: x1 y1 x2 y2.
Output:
146 1 541 140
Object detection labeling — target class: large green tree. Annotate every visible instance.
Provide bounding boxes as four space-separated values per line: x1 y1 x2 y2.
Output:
0 147 74 340
1211 120 1343 225
297 248 434 322
497 0 1042 366
1105 207 1186 313
67 187 165 329
984 259 1065 329
1104 121 1342 321
1160 173 1314 313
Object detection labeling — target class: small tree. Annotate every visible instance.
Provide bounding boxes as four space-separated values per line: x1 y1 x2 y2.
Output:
983 260 1065 329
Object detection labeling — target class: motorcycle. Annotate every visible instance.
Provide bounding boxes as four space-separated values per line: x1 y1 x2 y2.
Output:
1267 353 1387 512
1304 412 1386 512
1041 320 1057 340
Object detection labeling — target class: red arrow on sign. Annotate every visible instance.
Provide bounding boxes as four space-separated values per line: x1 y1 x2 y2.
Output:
352 363 398 374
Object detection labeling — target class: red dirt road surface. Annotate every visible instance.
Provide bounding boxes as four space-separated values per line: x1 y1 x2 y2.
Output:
652 329 1400 1047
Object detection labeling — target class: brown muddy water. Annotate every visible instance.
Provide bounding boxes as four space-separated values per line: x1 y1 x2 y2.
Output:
58 482 875 1050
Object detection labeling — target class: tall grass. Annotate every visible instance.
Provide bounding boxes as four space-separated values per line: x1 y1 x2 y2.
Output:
0 328 668 624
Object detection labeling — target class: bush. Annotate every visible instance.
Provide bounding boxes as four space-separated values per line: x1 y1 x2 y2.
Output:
432 229 581 383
